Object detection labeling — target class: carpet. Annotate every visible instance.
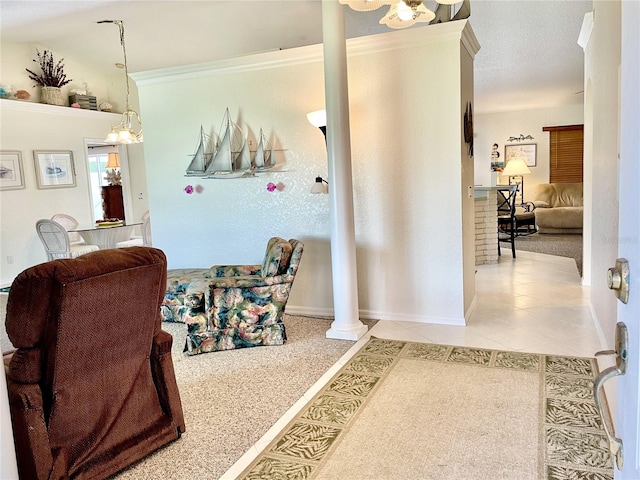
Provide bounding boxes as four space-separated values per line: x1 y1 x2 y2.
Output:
0 290 375 479
239 337 613 480
514 234 583 275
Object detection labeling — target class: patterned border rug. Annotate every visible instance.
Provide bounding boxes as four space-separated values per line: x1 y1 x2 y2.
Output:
239 337 613 480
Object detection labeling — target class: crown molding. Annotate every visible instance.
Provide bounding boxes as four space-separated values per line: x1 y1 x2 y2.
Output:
132 20 479 87
577 11 594 51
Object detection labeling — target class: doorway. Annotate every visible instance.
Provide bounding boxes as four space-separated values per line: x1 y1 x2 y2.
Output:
84 140 133 223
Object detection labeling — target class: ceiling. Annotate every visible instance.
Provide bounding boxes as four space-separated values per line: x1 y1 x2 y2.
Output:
0 0 592 115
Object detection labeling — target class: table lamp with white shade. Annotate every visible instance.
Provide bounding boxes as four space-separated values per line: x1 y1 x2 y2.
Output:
502 157 531 204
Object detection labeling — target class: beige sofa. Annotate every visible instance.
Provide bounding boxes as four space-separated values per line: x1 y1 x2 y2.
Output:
531 183 583 234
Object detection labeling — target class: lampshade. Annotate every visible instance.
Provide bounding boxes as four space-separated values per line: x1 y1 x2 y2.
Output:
311 176 329 194
106 152 121 168
306 110 327 128
502 158 531 176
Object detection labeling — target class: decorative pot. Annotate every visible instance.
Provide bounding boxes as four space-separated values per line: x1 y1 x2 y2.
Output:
40 86 64 106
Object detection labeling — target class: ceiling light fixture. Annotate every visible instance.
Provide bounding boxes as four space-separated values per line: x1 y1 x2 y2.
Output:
98 20 143 144
340 0 461 29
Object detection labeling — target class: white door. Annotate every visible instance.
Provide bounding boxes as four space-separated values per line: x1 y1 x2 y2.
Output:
615 2 640 478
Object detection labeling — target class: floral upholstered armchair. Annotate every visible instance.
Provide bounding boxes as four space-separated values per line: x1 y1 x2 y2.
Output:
162 237 303 355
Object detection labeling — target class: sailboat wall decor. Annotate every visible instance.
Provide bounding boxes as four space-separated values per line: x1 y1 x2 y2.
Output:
205 108 248 179
252 129 275 172
184 108 282 179
185 125 213 176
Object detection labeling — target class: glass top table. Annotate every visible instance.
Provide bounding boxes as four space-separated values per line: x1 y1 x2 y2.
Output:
69 222 142 250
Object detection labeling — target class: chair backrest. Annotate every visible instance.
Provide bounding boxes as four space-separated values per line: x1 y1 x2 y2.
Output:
286 239 304 277
36 219 72 260
141 216 152 246
496 185 518 217
51 213 82 244
5 247 183 478
261 237 294 277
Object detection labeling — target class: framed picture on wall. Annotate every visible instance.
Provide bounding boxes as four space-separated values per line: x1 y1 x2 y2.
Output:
33 150 76 189
504 143 537 167
0 150 26 190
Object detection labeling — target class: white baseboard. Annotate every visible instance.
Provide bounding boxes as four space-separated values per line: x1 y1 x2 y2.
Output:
285 305 465 326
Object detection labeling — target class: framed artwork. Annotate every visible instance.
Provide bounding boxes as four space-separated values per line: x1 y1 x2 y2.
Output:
0 150 26 190
33 150 76 189
504 143 537 167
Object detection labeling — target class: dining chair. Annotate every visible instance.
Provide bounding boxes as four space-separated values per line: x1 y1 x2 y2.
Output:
51 213 84 245
116 215 152 248
496 185 537 259
497 185 518 258
36 219 99 261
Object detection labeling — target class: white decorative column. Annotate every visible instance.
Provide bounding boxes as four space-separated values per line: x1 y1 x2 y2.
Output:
321 0 367 340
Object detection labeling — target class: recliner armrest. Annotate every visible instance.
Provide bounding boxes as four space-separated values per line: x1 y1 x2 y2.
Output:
150 331 186 433
208 264 261 278
4 358 54 480
207 273 294 289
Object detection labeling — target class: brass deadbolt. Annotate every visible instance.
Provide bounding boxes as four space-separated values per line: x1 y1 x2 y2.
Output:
607 258 630 304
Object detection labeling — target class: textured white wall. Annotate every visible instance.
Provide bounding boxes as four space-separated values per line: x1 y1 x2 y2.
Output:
137 23 477 323
0 41 150 285
0 102 123 284
584 0 621 346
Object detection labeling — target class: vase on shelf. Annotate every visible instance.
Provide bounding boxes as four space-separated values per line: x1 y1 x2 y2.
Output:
40 86 64 106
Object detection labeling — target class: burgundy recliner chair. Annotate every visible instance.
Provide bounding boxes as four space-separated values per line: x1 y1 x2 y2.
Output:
3 247 185 479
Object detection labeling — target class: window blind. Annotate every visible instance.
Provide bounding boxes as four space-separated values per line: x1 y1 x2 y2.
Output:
542 124 584 183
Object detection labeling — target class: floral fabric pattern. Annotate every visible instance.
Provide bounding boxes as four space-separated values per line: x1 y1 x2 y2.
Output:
261 237 293 277
161 268 210 323
162 239 303 355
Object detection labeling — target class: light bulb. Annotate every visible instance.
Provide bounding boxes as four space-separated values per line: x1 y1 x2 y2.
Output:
397 1 414 20
118 129 132 140
106 130 119 142
306 109 327 128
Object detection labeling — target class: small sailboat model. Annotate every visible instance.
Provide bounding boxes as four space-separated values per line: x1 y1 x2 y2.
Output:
185 125 213 176
205 108 250 179
252 129 275 172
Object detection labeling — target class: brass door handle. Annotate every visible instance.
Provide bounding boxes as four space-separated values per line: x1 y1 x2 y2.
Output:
593 322 628 470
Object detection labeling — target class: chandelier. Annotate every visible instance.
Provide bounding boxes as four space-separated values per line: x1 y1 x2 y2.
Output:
339 0 460 29
98 20 143 144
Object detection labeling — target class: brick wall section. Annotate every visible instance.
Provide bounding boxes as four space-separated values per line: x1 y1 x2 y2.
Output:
475 191 498 265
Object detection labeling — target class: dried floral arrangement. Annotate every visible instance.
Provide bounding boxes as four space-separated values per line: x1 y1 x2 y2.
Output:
25 49 72 88
104 169 122 186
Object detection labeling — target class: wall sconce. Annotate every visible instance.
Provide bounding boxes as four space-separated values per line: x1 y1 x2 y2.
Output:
306 109 327 141
311 176 329 194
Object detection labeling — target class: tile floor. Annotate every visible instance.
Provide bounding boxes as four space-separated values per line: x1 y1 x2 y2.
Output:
222 250 603 479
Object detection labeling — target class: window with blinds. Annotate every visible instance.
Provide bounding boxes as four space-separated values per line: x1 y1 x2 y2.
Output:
542 124 584 183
